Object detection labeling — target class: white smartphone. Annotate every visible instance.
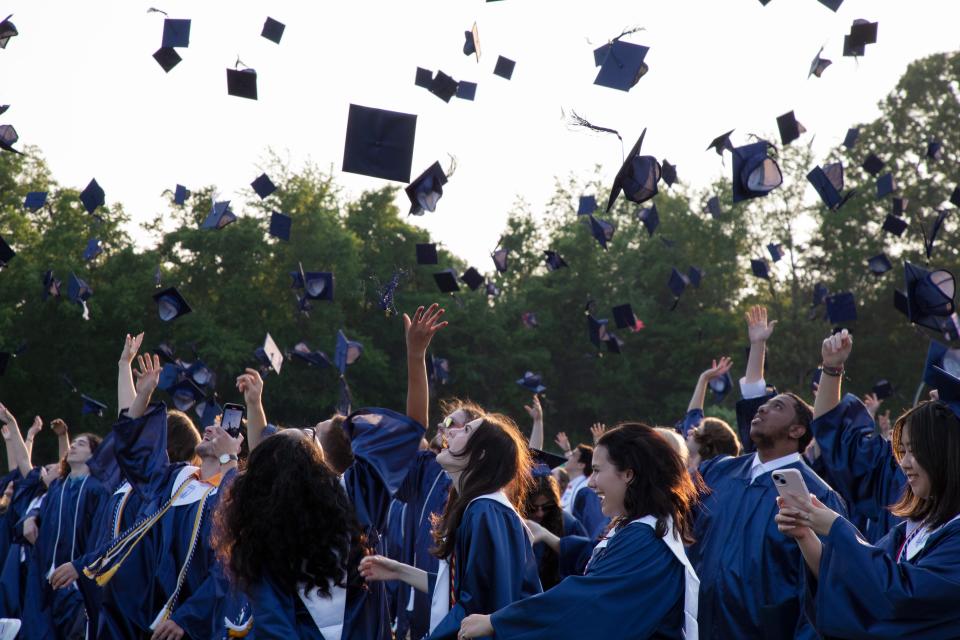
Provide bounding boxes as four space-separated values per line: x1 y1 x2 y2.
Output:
772 469 811 511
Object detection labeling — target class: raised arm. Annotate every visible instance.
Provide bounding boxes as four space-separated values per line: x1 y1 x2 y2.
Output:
404 304 448 428
813 330 851 419
23 416 42 462
117 332 144 414
744 305 776 389
0 404 32 477
525 395 544 450
51 418 70 461
128 353 161 419
688 357 733 413
237 368 267 452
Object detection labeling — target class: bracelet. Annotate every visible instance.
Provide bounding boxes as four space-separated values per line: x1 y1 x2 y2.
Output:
821 365 844 377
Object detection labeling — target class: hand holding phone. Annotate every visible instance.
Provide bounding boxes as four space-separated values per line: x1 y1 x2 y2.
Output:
772 469 811 511
221 403 246 438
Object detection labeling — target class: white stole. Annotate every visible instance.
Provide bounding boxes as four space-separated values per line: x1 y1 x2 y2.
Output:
297 583 347 640
560 475 587 513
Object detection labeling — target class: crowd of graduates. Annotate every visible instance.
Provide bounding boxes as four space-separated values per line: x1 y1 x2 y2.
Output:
0 301 958 640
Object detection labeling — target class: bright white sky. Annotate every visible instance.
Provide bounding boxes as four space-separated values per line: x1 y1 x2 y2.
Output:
1 0 957 267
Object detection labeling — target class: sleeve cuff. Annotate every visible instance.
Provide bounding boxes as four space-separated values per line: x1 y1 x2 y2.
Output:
739 376 769 400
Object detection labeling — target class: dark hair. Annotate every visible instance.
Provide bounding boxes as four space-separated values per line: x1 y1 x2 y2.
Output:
167 410 201 464
574 444 593 472
438 398 485 423
783 392 814 453
59 432 103 477
431 413 532 559
212 430 360 596
890 401 960 529
319 415 352 475
526 474 564 589
553 467 570 493
597 423 700 544
694 417 742 460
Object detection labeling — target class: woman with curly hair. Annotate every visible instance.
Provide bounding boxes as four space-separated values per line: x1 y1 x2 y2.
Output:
212 428 365 638
359 412 542 639
459 423 702 640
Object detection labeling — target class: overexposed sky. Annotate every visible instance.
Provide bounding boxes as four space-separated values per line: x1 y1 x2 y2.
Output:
1 0 957 267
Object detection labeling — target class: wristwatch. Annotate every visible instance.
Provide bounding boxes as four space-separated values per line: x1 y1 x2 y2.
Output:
219 453 239 465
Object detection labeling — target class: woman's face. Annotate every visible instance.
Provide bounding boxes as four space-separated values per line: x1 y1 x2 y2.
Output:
528 493 555 524
436 416 482 472
588 445 633 519
897 425 932 500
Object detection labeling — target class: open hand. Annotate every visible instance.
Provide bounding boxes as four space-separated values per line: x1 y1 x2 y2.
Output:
862 392 881 418
133 354 162 397
404 304 448 358
746 306 777 344
701 357 733 382
524 395 543 424
0 403 15 426
554 431 571 454
119 332 145 366
590 423 606 446
236 368 264 407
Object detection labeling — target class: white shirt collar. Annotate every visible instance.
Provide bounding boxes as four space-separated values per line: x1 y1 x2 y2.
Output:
749 452 802 483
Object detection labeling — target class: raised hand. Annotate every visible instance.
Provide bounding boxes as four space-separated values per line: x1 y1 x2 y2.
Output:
745 305 777 343
236 368 264 407
524 395 543 424
50 419 68 437
862 392 881 418
358 555 405 582
590 423 606 446
0 403 15 426
403 304 448 357
133 353 162 396
119 332 145 366
554 431 571 454
821 329 853 368
0 425 9 441
701 357 733 381
27 416 43 440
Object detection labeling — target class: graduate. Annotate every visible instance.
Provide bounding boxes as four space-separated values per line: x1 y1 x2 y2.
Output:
458 423 701 639
776 329 960 637
554 435 608 539
688 306 847 639
677 357 742 472
525 464 586 590
359 412 542 639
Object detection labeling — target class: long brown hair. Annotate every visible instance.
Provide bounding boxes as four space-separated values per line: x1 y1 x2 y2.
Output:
891 400 960 529
431 413 533 559
527 472 564 589
597 423 700 544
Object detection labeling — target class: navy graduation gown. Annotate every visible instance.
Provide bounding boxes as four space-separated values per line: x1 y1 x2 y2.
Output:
246 575 326 640
491 521 685 639
572 485 608 540
427 498 542 640
690 454 846 639
0 468 22 563
807 516 960 638
383 497 406 622
533 511 586 590
810 393 906 542
0 467 44 619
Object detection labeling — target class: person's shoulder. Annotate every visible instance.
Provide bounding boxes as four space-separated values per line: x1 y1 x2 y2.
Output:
701 452 750 478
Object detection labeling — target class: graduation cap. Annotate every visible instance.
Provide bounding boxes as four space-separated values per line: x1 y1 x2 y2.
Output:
226 68 258 100
894 261 957 335
776 111 806 146
768 243 784 263
668 267 689 297
877 172 898 200
925 340 960 383
463 22 480 60
808 48 832 78
493 56 515 80
843 128 860 149
807 163 855 211
261 17 285 44
405 162 447 215
826 292 857 324
516 371 546 394
290 341 331 369
703 196 721 219
709 372 734 402
416 243 438 265
923 343 960 417
924 210 949 259
427 353 451 385
751 259 771 280
707 130 735 156
433 269 460 293
186 360 215 387
688 267 703 288
428 71 459 103
868 253 892 275
290 266 334 300
843 19 878 57
612 303 640 330
530 449 566 470
82 238 102 262
255 333 284 375
0 125 20 154
951 185 960 208
161 18 191 48
157 361 182 393
80 179 105 215
268 211 292 241
882 214 908 237
732 141 783 203
195 399 223 429
605 129 661 212
0 15 17 48
200 201 237 230
812 282 829 307
927 139 943 161
521 311 539 328
586 314 612 350
460 267 484 291
485 281 500 298
818 0 844 11
153 287 192 322
577 195 598 216
661 160 677 187
170 379 205 412
0 235 14 268
334 330 363 375
414 67 433 89
492 248 509 273
544 250 567 271
455 81 477 101
156 341 178 364
862 154 885 176
251 173 277 199
153 47 182 72
174 184 190 205
67 273 93 305
588 216 615 250
374 270 402 313
872 379 894 400
892 197 908 217
342 104 417 183
42 270 61 300
24 191 47 210
594 40 649 92
637 205 659 237
80 394 108 418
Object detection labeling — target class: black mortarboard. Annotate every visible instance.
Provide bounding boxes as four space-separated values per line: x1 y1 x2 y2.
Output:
707 129 735 156
688 267 702 288
24 191 47 210
342 104 417 183
201 201 237 230
196 399 222 429
872 379 894 400
153 287 192 321
485 281 500 297
492 248 509 273
843 128 860 149
80 179 105 214
927 139 943 161
709 372 734 401
862 153 885 176
588 215 615 250
586 314 610 350
405 162 447 215
174 184 190 205
637 205 659 237
826 292 857 324
950 185 960 208
463 22 480 59
661 160 677 187
434 269 460 293
706 196 722 219
813 282 829 307
732 141 783 203
776 111 806 146
42 270 61 300
455 81 477 101
416 243 438 265
415 67 433 89
261 17 286 44
577 195 597 216
613 303 638 329
925 210 949 259
925 347 960 416
255 333 284 375
768 243 784 263
186 360 215 388
81 394 108 417
226 68 258 100
594 40 649 92
157 361 182 392
170 379 205 412
876 173 896 199
67 273 92 304
0 235 14 267
516 371 546 394
0 125 20 154
461 267 484 291
668 268 688 297
844 20 878 57
268 211 291 241
868 253 892 275
429 71 459 103
544 250 567 271
809 48 832 78
818 0 844 10
606 129 661 212
751 259 771 280
290 267 334 300
290 341 331 369
153 47 182 72
161 18 191 48
83 238 102 262
493 56 515 80
892 197 908 217
924 342 960 401
894 261 956 335
807 163 855 211
251 173 277 199
530 448 566 470
882 214 908 237
0 15 17 49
